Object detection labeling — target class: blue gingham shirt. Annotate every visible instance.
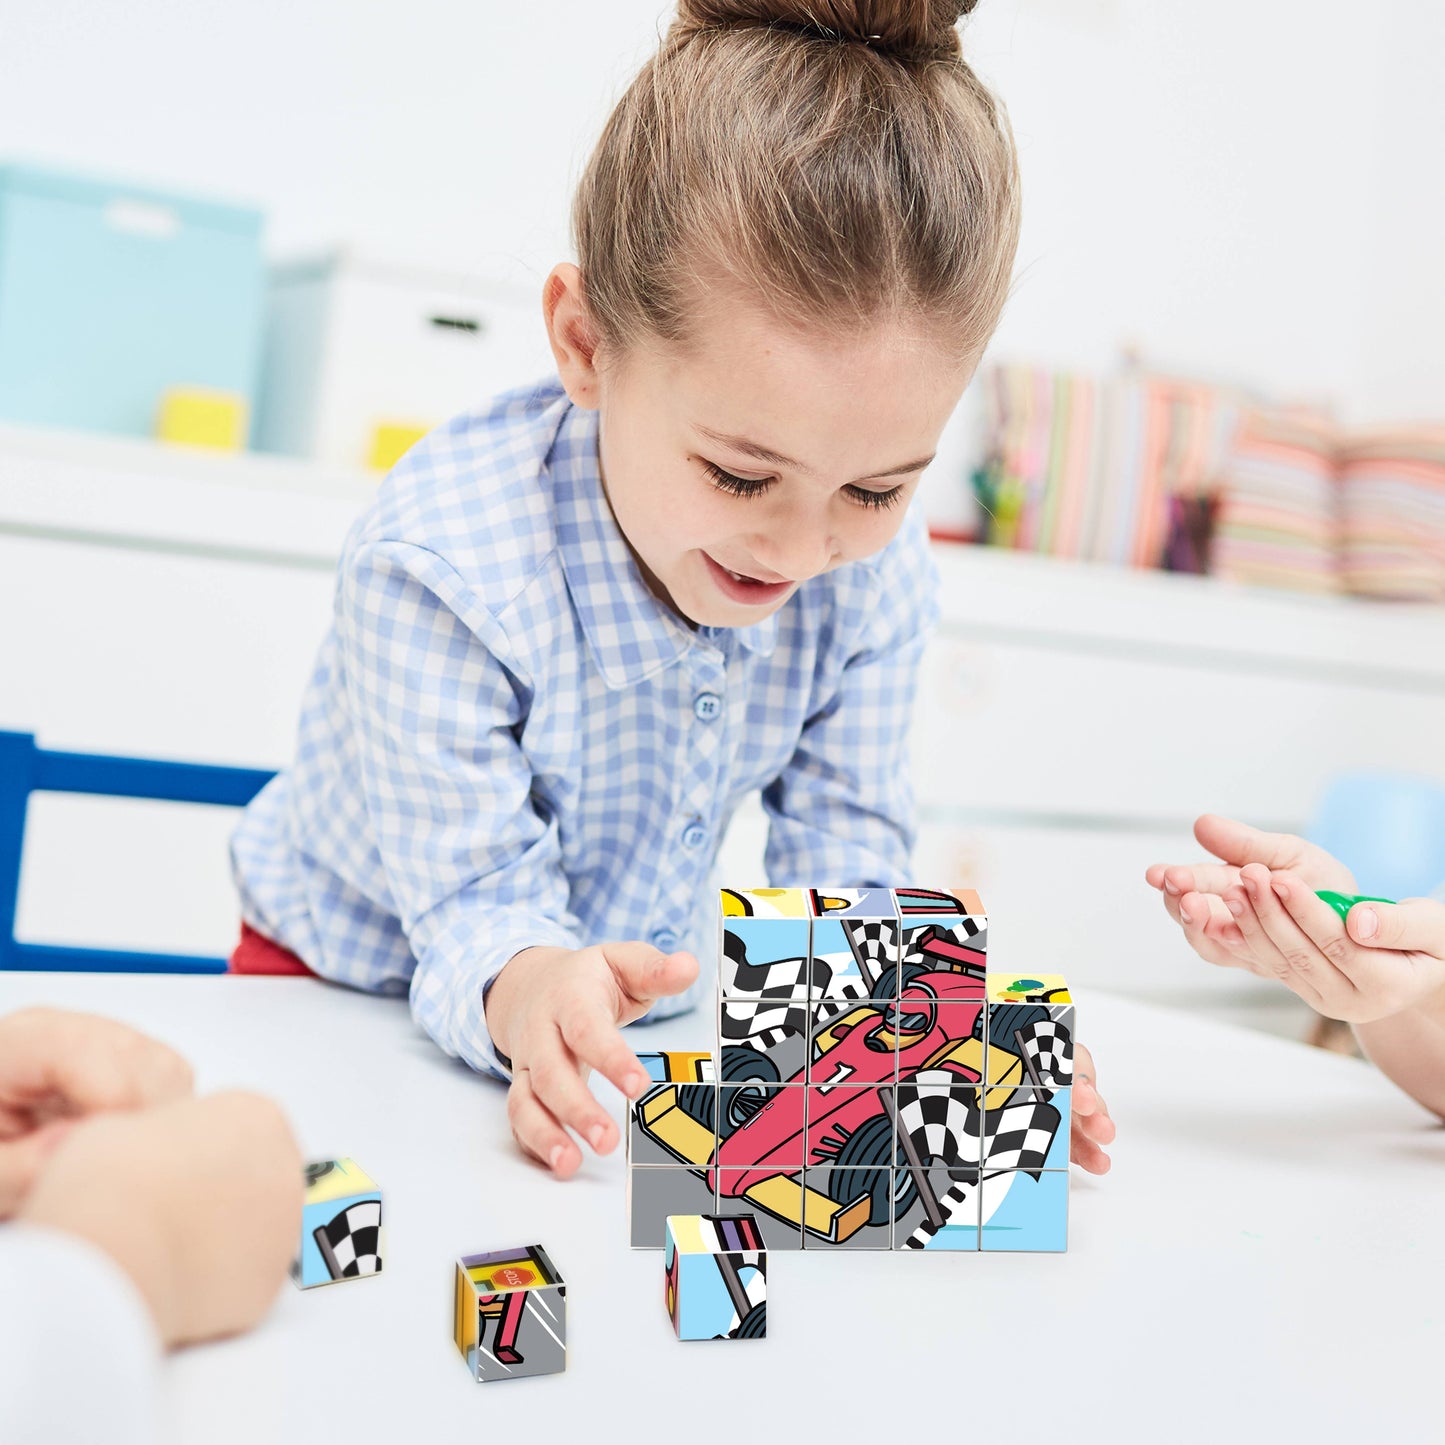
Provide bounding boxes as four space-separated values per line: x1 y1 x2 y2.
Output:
231 377 940 1081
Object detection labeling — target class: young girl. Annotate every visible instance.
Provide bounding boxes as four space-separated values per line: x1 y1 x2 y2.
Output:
1148 814 1445 1118
231 0 1116 1178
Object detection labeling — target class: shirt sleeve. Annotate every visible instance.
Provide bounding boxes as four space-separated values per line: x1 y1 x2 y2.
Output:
0 1224 162 1445
337 539 584 1081
760 509 941 887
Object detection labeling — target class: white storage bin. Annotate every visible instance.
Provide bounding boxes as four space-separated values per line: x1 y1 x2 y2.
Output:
253 251 557 471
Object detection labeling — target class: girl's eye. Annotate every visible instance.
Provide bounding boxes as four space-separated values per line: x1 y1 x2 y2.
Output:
844 485 906 511
703 461 774 498
704 460 905 512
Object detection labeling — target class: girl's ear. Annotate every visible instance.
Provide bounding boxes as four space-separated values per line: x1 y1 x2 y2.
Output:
542 263 603 409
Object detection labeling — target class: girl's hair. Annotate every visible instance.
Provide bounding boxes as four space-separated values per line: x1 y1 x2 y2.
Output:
573 1 1020 364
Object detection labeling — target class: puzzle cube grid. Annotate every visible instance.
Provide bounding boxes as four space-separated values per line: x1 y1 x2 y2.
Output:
665 1213 767 1340
453 1245 567 1381
629 887 1074 1254
292 1157 383 1288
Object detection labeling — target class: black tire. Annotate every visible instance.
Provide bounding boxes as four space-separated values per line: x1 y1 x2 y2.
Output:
717 1046 781 1138
736 1301 767 1339
675 1084 718 1133
826 1110 907 1227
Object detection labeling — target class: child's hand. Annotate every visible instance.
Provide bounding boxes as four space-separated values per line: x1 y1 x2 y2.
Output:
1146 813 1357 958
19 1091 302 1348
1205 867 1445 1023
0 1008 195 1216
485 941 700 1179
1070 1041 1114 1174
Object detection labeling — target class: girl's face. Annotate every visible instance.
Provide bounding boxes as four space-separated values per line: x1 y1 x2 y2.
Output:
545 263 973 629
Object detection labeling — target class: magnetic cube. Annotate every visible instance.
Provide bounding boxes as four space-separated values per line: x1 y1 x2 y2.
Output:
985 973 1075 1091
664 1214 767 1340
292 1157 383 1289
628 1051 716 1166
453 1245 567 1381
624 889 1071 1257
807 888 902 1000
895 888 988 997
979 1169 1069 1252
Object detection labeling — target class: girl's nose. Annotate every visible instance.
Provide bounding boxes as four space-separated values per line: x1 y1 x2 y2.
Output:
750 529 836 585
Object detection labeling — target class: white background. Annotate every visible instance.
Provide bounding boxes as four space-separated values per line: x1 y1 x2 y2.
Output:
1 0 1442 419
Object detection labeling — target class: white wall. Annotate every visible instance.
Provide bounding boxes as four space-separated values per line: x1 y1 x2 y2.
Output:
0 1 1437 422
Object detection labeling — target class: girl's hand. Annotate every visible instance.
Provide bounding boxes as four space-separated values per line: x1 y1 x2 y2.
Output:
0 1008 195 1216
1202 866 1445 1023
1146 814 1357 949
1070 1042 1114 1175
485 941 700 1178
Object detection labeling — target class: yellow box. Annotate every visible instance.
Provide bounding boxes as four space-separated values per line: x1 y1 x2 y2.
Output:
367 421 430 472
156 387 247 451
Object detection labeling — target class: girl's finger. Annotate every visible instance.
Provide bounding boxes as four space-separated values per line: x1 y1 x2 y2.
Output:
558 1005 649 1102
1070 1125 1111 1175
526 1029 619 1157
1240 864 1339 1010
1165 863 1241 899
1178 891 1249 970
506 1068 582 1179
1218 879 1300 986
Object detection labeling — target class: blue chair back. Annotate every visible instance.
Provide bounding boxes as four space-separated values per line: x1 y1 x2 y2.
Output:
1308 772 1445 901
0 730 274 973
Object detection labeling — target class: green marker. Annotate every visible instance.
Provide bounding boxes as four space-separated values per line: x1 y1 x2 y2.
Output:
1315 890 1395 921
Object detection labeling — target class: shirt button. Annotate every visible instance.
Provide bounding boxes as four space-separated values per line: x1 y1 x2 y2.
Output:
652 929 679 951
693 692 722 722
681 822 707 850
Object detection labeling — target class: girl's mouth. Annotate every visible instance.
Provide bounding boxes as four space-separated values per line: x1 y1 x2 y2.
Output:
702 552 793 606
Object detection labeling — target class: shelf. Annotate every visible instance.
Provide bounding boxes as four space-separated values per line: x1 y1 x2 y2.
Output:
932 541 1445 687
0 421 372 566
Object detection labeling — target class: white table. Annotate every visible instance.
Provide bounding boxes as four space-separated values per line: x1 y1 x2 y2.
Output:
1 972 1440 1444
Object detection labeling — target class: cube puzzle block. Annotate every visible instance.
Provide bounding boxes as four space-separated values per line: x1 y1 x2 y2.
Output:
985 974 1075 1090
979 1169 1069 1252
292 1158 383 1289
453 1245 567 1380
664 1214 767 1340
895 887 988 973
624 891 1072 1255
896 1166 983 1250
628 1051 716 1166
629 1166 717 1248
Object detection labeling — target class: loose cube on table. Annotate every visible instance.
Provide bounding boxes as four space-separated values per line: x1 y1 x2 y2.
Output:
292 1157 383 1289
453 1245 567 1382
664 1214 767 1340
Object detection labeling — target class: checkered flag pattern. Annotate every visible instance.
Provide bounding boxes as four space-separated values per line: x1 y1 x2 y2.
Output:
315 1200 383 1279
720 1000 807 1052
720 930 814 1045
904 1176 981 1250
897 1070 985 1167
841 920 893 993
1018 1019 1073 1085
982 1095 1062 1173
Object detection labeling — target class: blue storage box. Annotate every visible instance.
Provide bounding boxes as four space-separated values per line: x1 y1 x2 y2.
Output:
0 163 264 440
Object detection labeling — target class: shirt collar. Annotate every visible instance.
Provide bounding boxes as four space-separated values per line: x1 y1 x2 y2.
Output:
549 402 779 687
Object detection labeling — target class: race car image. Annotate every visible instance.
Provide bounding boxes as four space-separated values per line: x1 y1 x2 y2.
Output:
637 937 1071 1246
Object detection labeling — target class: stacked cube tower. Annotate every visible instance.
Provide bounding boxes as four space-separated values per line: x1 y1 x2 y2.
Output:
628 887 1074 1252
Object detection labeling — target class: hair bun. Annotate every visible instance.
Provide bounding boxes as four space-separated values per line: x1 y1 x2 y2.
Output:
672 1 976 62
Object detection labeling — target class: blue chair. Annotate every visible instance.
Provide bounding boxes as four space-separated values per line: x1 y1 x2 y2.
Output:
0 730 274 973
1308 772 1445 901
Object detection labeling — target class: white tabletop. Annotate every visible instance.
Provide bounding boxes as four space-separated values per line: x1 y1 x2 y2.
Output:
1 971 1440 1445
